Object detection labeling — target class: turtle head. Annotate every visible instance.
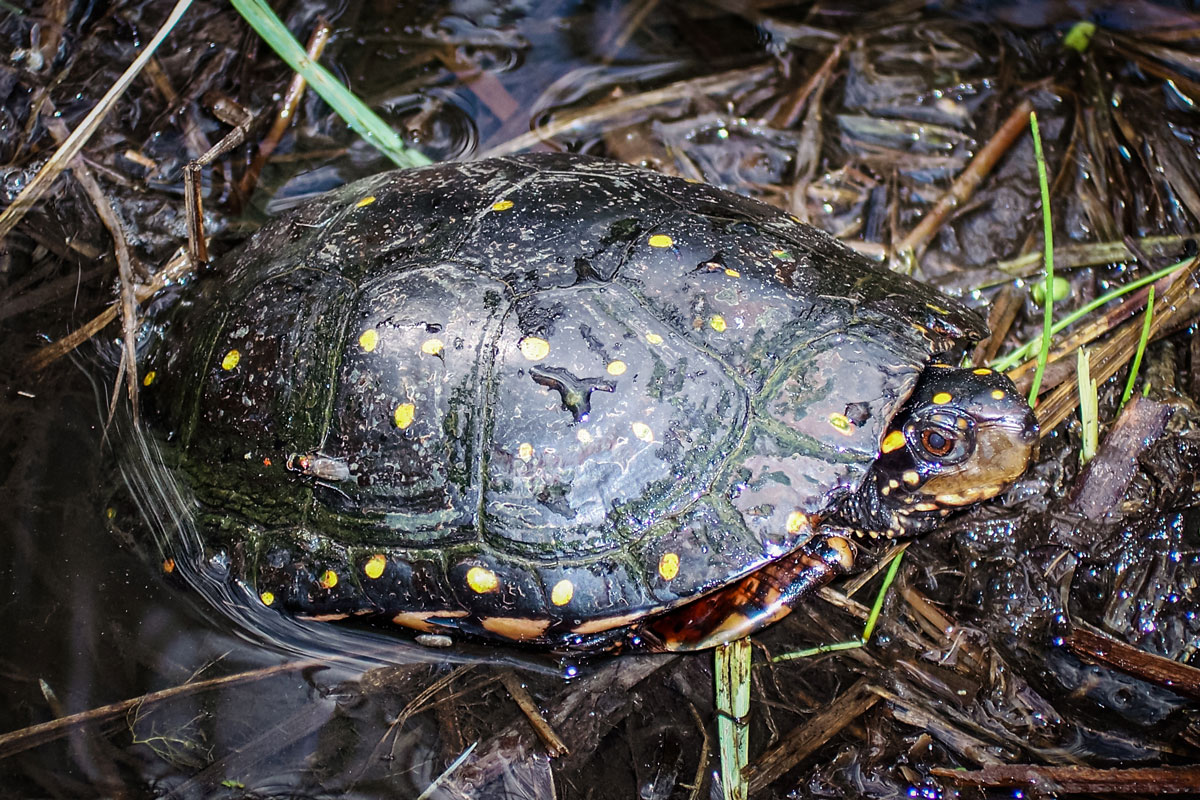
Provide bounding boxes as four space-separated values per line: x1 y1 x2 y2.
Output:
843 365 1037 538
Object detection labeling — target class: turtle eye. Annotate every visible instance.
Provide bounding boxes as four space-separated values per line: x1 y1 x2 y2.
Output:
920 429 953 456
909 419 971 465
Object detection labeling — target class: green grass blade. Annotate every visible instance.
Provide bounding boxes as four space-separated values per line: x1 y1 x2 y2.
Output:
715 639 751 800
1027 111 1054 405
1077 348 1098 465
990 259 1187 373
772 547 905 662
229 0 431 169
1119 286 1156 410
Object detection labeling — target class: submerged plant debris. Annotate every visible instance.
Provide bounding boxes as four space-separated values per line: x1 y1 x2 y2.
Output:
1 2 1199 798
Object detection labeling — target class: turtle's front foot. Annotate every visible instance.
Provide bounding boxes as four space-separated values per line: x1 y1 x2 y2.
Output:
636 535 857 652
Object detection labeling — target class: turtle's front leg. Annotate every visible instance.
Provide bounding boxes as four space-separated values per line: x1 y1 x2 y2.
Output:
638 535 857 652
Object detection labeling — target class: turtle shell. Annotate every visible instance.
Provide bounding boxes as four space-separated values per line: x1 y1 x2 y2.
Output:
142 152 986 647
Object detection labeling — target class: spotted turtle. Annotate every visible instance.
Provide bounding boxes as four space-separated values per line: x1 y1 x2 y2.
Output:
139 152 1037 652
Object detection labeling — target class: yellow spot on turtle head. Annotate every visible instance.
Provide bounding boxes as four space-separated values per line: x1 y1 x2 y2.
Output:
364 554 387 580
576 429 593 444
318 570 338 590
551 579 574 606
607 360 627 376
709 315 727 332
973 368 993 375
724 268 741 277
394 402 416 429
902 470 921 486
355 195 376 208
467 566 499 594
881 430 906 453
162 558 175 574
827 412 853 434
518 442 533 461
645 332 664 345
648 234 674 248
519 336 550 361
786 511 806 535
491 199 514 211
992 389 1006 400
932 392 953 405
142 370 156 386
221 349 240 371
359 329 379 352
632 422 653 443
927 303 950 314
260 591 275 606
772 249 795 262
421 338 444 356
657 552 680 580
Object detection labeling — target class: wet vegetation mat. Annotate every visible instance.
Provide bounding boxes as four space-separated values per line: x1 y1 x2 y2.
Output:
1 1 1199 798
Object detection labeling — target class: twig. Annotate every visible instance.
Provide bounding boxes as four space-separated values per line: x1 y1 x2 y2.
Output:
0 0 195 245
0 661 321 760
933 764 1200 793
498 671 569 757
42 107 142 425
1065 627 1200 701
893 98 1034 269
743 678 878 793
237 17 333 202
480 64 775 158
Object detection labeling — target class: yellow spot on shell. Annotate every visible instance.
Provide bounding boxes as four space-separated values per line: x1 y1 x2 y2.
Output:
645 332 664 345
551 579 574 606
318 570 338 589
162 558 175 574
394 402 416 429
709 315 727 332
576 429 593 444
973 368 993 375
657 552 680 581
724 268 740 277
772 249 795 262
932 392 953 405
492 199 514 211
142 370 156 386
364 554 387 579
260 591 275 606
786 511 806 535
519 336 550 361
221 349 240 371
355 195 376 208
991 389 1006 400
359 329 379 352
828 412 852 434
881 430 907 453
467 566 499 594
648 234 674 248
927 303 950 314
607 360 627 376
632 422 653 442
902 470 921 486
518 442 533 461
421 338 444 356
